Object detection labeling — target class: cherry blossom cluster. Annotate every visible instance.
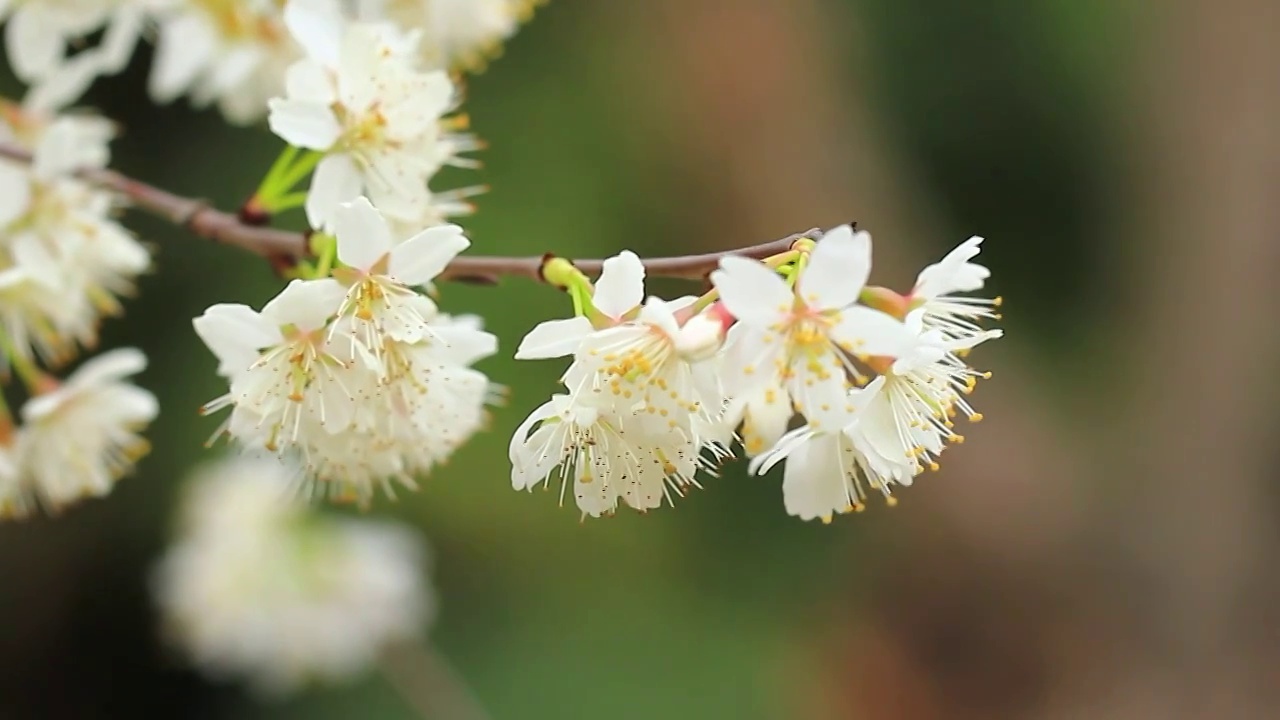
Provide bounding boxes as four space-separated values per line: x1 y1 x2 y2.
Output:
153 456 433 694
195 198 499 503
0 90 156 518
511 227 1002 522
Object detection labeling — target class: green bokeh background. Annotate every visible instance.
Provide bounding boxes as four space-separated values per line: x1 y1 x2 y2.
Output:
3 1 1277 718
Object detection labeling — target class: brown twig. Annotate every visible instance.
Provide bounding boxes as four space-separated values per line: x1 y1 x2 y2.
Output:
0 142 815 284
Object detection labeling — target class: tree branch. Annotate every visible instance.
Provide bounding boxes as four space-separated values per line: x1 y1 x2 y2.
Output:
0 142 816 284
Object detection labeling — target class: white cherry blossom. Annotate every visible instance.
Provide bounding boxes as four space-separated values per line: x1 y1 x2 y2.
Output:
195 277 363 451
711 225 912 433
510 393 698 517
267 4 462 229
12 347 157 515
328 196 469 347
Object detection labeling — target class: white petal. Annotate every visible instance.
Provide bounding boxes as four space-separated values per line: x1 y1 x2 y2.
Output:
592 251 644 319
284 60 336 104
711 256 792 326
786 351 854 432
720 323 783 398
6 8 64 81
515 317 593 360
305 154 363 231
148 14 216 102
388 224 469 286
636 296 681 337
261 279 345 330
913 236 990 299
194 304 281 375
67 347 147 389
831 306 914 358
0 162 32 226
781 433 853 521
98 7 144 74
267 99 341 150
574 469 617 518
798 225 870 310
739 381 794 456
332 197 393 270
284 0 344 66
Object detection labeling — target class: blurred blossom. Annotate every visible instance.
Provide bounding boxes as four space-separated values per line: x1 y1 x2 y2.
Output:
152 456 434 694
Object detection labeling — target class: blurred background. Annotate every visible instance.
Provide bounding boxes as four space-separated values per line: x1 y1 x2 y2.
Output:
3 0 1280 717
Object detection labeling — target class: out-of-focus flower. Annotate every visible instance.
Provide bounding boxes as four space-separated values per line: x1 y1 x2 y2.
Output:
153 455 433 694
147 0 302 123
355 0 544 71
0 100 150 364
7 347 157 516
0 0 146 85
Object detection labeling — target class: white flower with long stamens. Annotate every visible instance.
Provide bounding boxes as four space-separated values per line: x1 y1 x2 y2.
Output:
749 425 890 524
329 196 469 346
10 347 157 516
268 3 464 230
855 310 1001 474
711 225 913 435
195 278 366 452
908 236 1003 342
510 394 698 517
153 456 433 695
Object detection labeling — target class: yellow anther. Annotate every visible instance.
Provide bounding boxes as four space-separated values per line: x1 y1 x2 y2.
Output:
885 496 898 507
970 412 984 422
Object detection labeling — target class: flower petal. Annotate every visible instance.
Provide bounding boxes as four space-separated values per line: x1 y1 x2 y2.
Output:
194 304 281 376
0 162 31 227
514 317 593 360
284 60 336 104
913 236 990 299
305 154 363 231
388 224 469 286
283 0 344 66
592 251 644 319
6 8 64 81
147 13 216 102
798 225 870 310
781 432 854 522
333 197 393 271
831 306 914 358
710 256 791 326
68 347 147 388
267 98 340 150
261 278 345 331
